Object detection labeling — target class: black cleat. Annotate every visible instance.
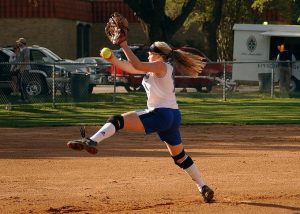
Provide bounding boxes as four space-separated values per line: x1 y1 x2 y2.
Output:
67 138 98 154
67 127 98 154
201 185 214 203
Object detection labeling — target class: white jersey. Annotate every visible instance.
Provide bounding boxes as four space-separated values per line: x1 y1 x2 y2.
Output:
142 63 178 110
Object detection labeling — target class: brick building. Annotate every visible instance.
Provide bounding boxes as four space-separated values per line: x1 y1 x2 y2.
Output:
0 0 147 59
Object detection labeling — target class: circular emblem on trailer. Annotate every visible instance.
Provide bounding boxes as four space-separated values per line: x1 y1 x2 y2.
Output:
246 35 257 52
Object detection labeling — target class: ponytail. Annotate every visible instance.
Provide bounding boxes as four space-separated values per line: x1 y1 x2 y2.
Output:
171 50 205 77
152 41 205 77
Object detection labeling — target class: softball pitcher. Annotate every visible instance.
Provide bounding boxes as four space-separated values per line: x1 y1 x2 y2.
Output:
68 13 214 203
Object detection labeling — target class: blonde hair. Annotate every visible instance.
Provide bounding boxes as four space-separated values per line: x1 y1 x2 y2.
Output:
153 41 205 77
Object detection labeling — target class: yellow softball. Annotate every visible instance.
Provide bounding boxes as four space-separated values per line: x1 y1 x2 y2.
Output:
100 47 112 59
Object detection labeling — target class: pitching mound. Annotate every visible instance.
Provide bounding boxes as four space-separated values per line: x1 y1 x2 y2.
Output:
0 125 299 213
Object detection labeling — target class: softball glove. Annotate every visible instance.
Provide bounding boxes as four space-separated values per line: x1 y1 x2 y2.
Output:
105 12 129 45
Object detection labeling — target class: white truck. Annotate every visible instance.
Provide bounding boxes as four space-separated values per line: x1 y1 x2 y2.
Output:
232 24 300 91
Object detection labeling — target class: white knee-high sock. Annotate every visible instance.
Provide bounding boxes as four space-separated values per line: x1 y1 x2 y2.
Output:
90 123 116 143
184 163 206 192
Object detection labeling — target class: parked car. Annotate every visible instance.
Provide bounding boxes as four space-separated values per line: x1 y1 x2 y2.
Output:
0 48 15 94
75 57 112 93
109 45 231 92
0 46 96 96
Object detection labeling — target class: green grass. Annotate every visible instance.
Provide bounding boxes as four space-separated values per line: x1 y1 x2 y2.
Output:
0 92 300 127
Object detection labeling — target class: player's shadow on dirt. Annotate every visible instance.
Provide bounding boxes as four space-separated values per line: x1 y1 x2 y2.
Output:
239 201 300 212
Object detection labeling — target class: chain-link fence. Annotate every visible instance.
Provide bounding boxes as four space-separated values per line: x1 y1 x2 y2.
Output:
224 60 300 100
0 60 299 107
0 61 114 106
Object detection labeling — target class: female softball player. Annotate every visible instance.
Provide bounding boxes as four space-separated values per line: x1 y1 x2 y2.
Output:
67 41 214 203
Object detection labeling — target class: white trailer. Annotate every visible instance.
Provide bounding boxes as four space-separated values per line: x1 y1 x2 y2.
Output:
232 24 300 91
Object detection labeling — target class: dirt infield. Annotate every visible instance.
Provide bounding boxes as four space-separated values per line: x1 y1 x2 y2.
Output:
0 125 299 214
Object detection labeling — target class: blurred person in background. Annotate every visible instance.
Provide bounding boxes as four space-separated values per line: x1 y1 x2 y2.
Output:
276 42 296 97
10 45 20 95
15 38 30 102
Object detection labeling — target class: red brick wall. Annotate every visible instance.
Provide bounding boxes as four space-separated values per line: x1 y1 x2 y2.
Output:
0 0 145 59
92 1 136 22
54 0 92 22
0 0 55 18
0 0 137 22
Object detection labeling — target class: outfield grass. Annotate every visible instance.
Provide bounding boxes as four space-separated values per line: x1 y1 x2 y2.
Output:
0 92 300 127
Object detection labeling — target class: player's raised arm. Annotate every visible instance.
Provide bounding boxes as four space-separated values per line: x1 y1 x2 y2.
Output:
120 41 166 77
100 48 145 75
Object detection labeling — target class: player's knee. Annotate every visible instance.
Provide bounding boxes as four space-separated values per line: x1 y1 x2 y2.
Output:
171 150 194 169
107 115 124 131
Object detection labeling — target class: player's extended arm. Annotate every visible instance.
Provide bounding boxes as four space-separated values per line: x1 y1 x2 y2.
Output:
107 53 145 75
120 41 166 76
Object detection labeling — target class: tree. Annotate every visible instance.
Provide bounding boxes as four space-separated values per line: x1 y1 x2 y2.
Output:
251 0 300 24
218 0 258 60
293 0 300 23
184 0 299 60
201 0 223 61
124 0 197 44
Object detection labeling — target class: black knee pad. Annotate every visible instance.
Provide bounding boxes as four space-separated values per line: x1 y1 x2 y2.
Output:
172 149 194 169
107 115 124 131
